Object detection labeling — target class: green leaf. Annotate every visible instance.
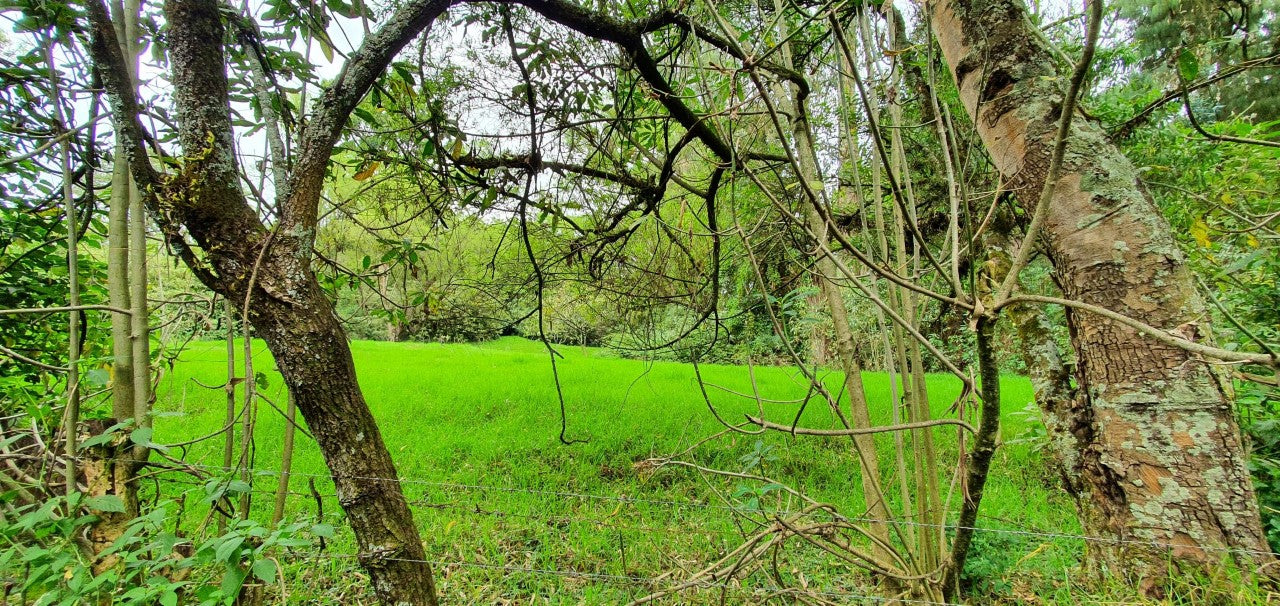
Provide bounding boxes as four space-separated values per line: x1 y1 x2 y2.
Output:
316 33 335 63
1177 49 1200 82
220 565 248 598
310 523 335 539
85 368 110 387
79 420 131 449
129 427 169 453
251 558 278 584
353 107 379 126
84 495 126 513
215 535 245 563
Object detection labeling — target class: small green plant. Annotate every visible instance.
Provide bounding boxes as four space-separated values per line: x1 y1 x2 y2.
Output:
0 490 325 605
1007 401 1049 453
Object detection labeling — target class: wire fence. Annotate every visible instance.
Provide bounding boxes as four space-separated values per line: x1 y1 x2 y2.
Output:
142 457 1278 559
3 447 1276 605
272 551 971 605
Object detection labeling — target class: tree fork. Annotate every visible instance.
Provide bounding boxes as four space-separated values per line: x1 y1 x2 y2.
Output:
86 0 444 600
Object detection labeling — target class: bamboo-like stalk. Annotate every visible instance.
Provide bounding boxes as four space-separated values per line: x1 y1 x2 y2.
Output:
128 175 149 435
851 6 924 560
48 39 80 500
221 298 237 532
885 51 943 570
239 313 256 520
755 0 893 556
107 0 134 422
121 0 150 455
271 392 296 526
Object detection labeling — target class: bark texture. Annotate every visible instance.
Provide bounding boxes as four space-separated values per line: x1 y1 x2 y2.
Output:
930 0 1271 581
86 0 445 601
166 1 439 601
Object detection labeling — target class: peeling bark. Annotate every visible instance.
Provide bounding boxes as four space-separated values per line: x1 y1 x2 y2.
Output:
930 0 1272 583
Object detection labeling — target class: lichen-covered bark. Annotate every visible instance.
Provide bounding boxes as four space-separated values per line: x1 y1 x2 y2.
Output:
930 0 1271 583
165 1 439 602
86 0 443 601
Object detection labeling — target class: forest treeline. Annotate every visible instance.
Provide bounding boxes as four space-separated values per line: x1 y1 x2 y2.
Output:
2 0 1279 603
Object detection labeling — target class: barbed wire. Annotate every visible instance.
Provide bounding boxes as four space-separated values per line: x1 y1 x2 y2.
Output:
190 458 1280 558
7 450 1277 560
6 449 1274 605
289 551 967 606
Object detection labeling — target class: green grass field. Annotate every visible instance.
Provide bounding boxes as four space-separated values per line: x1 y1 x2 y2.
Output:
154 337 1085 603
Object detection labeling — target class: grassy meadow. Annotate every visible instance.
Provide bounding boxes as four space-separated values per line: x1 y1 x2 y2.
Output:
154 337 1087 603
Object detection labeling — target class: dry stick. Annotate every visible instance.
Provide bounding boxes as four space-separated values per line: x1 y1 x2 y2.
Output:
503 7 580 446
0 305 131 316
1143 179 1280 238
773 515 933 582
0 116 106 168
650 459 821 509
744 168 973 387
691 361 764 435
238 227 279 520
700 381 808 404
271 391 296 526
730 209 850 428
160 402 245 449
1110 50 1280 139
992 0 1103 306
625 504 880 606
0 344 70 372
1000 293 1277 367
220 298 236 532
1195 276 1278 360
48 36 81 502
1179 70 1280 149
745 417 976 437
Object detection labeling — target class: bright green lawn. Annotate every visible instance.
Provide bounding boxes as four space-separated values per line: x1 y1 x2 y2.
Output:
155 337 1081 603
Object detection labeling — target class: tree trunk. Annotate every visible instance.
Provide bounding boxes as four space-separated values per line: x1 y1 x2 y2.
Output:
107 153 133 422
930 0 1272 582
251 279 438 604
86 0 443 600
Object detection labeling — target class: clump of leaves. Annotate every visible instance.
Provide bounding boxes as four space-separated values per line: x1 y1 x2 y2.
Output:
0 490 328 605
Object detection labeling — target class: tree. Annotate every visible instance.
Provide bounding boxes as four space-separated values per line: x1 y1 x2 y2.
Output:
930 0 1273 585
76 0 1279 600
84 0 451 601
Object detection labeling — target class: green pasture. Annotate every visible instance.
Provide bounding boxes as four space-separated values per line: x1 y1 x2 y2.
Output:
154 337 1082 603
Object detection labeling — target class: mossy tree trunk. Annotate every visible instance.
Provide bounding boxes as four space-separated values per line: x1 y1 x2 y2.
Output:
929 0 1272 584
86 0 453 601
